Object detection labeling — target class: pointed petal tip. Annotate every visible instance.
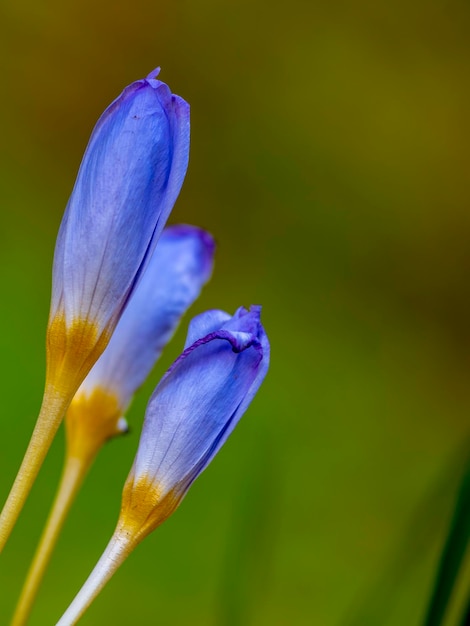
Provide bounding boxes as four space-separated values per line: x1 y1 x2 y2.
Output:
146 67 161 81
142 69 189 118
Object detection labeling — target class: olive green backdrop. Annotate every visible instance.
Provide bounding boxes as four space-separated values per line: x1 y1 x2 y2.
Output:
0 1 469 624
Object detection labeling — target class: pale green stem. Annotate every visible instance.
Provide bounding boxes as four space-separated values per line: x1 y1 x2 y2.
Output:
10 454 92 626
0 389 71 553
55 529 135 626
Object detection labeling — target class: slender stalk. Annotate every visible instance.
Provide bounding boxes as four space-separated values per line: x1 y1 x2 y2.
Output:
10 381 124 625
55 529 135 626
0 389 71 553
10 454 91 626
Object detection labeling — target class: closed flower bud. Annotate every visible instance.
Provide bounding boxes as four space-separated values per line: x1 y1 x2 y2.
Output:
121 305 270 538
47 67 190 395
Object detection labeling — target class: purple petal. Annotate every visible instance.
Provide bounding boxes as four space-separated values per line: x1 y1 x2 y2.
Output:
77 225 215 410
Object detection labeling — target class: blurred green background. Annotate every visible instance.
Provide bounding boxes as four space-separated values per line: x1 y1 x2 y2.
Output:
0 1 469 624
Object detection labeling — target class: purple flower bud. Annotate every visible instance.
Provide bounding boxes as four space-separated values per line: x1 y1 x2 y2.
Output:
47 68 190 394
120 305 270 536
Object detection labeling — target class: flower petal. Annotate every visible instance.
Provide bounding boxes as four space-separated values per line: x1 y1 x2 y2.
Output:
78 225 215 410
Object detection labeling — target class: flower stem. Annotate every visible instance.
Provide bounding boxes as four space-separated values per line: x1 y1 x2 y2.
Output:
0 389 70 553
55 529 136 626
10 454 92 626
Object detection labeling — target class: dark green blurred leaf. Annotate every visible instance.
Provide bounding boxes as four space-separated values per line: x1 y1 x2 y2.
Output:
342 442 470 626
457 591 470 626
422 451 470 626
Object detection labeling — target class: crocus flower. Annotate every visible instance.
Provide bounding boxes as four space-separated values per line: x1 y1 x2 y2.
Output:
56 306 269 626
123 305 270 534
0 69 189 552
47 67 190 395
11 225 214 626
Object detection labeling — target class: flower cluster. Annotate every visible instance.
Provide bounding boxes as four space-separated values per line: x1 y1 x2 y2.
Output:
1 69 269 626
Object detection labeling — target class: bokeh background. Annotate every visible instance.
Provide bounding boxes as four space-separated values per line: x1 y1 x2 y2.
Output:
0 1 469 624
